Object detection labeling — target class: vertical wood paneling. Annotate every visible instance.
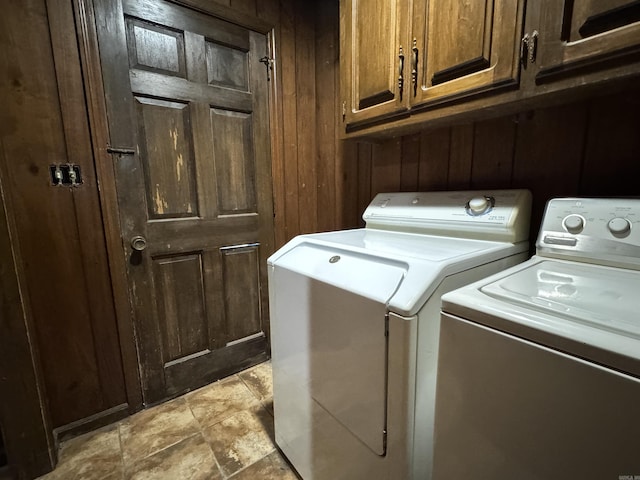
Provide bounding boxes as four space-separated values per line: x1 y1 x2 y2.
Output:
400 134 421 191
316 0 339 233
512 104 589 236
279 0 300 242
49 0 128 413
371 139 402 194
447 124 475 189
0 154 55 477
340 140 361 228
295 2 318 234
269 0 348 241
0 0 122 428
345 89 640 247
580 91 640 197
418 128 450 190
357 142 373 223
471 116 517 189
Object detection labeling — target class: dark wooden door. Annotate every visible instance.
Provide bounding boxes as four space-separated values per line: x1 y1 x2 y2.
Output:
94 0 274 404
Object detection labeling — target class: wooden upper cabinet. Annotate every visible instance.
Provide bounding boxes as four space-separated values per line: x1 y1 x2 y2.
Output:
411 0 524 108
341 0 410 125
532 0 640 83
340 0 640 136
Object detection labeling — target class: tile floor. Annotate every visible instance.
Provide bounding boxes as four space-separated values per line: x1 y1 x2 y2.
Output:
38 362 299 480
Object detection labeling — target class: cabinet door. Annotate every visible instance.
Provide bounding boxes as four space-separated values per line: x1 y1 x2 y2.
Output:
341 0 410 127
411 0 525 108
534 1 640 83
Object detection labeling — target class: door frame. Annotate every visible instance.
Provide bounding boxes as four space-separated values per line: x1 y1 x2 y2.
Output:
73 0 280 410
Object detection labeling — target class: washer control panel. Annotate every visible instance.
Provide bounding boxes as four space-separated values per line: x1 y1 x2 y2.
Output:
363 189 532 243
537 197 640 269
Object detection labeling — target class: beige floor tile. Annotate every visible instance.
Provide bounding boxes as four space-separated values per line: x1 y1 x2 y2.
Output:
125 434 222 480
238 361 273 413
229 451 299 480
120 397 200 466
186 376 261 429
37 424 122 480
203 407 276 477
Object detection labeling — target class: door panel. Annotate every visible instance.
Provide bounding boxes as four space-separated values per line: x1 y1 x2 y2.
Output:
136 97 198 218
95 0 273 404
211 109 257 214
411 0 524 107
341 0 410 125
153 253 208 362
220 245 262 342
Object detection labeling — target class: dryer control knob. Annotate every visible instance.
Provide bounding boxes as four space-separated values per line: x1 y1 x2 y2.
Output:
468 196 490 214
563 215 584 234
608 217 631 236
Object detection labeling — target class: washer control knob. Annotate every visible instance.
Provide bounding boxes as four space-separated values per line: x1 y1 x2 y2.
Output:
608 217 631 236
563 215 584 234
468 196 490 214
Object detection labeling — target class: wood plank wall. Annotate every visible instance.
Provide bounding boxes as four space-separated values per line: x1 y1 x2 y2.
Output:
205 0 343 249
1 0 128 431
341 88 640 244
262 0 640 249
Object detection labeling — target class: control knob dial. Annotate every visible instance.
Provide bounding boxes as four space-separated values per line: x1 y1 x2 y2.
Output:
466 196 494 216
563 215 584 234
608 217 631 236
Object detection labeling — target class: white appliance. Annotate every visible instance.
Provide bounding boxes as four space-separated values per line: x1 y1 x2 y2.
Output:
267 190 532 480
434 197 640 480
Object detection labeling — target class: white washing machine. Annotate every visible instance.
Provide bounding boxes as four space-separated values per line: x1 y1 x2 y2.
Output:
434 197 640 480
267 189 532 480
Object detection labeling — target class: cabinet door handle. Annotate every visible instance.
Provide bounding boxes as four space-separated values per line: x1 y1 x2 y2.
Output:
398 46 405 100
528 30 538 64
411 38 418 96
520 33 529 67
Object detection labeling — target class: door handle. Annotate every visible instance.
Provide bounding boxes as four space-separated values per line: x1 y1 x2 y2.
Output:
130 235 147 251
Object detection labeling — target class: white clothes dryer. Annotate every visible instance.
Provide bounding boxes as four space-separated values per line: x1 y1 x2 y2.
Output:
435 197 640 480
267 190 532 480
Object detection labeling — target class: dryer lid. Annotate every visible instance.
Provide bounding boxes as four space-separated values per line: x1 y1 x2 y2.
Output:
271 241 407 304
480 260 640 339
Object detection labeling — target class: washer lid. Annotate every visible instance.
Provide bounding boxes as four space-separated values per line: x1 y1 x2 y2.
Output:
480 260 640 339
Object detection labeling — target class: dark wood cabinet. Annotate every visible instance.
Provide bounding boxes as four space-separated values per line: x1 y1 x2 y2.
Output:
340 0 640 136
529 1 640 84
340 0 410 124
411 0 524 108
341 0 525 129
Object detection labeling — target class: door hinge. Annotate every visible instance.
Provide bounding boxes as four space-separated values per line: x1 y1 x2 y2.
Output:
259 56 273 81
342 101 346 122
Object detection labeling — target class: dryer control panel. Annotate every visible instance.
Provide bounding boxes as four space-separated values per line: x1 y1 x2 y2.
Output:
363 189 532 243
537 197 640 269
